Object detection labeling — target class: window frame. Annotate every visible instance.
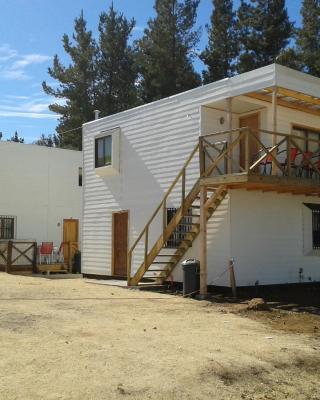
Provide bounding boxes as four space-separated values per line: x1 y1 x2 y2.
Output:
304 203 320 250
95 135 112 169
0 216 16 240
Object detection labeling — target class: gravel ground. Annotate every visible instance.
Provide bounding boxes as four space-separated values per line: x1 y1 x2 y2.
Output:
0 273 319 400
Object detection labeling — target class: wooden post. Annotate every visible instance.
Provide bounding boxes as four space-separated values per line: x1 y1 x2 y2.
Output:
162 199 167 240
199 137 205 176
286 136 291 177
226 97 233 174
271 87 278 175
245 128 250 173
32 242 37 273
144 227 148 267
6 240 13 273
181 167 186 213
229 259 237 298
199 186 207 296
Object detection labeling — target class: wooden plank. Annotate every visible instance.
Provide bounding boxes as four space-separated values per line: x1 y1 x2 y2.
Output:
199 186 207 296
7 240 12 273
246 92 320 117
277 87 320 107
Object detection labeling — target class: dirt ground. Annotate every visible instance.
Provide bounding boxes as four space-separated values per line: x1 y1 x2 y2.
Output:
0 273 319 400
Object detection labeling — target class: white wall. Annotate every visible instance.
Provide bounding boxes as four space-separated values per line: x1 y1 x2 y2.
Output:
82 65 320 282
0 142 82 246
229 190 320 286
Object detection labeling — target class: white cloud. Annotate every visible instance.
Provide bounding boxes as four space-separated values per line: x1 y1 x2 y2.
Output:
0 93 64 120
0 44 50 81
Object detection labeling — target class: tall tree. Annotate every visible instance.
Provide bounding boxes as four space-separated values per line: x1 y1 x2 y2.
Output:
42 11 97 150
137 0 201 102
8 131 24 143
236 0 294 73
96 4 138 117
296 0 320 77
34 134 61 147
201 0 238 83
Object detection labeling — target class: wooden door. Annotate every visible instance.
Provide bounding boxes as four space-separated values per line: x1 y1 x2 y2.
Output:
239 113 260 170
63 219 79 262
112 211 128 277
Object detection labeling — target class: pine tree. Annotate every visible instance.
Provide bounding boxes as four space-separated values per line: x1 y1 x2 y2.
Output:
296 0 320 77
236 0 294 73
34 134 57 147
137 0 201 102
8 131 24 143
201 0 237 83
96 4 138 117
42 11 97 150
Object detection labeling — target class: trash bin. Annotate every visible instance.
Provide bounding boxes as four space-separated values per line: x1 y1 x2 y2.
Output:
182 259 200 297
73 251 81 274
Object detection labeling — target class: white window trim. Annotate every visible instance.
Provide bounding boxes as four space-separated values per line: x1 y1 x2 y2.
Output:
95 127 120 176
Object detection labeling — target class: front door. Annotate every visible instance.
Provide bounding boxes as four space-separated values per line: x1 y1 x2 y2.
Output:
239 113 260 170
112 211 128 277
63 219 79 262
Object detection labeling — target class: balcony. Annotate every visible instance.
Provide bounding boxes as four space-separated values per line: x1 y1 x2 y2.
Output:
199 128 320 196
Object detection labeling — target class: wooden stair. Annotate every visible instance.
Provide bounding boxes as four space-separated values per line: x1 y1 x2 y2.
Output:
128 141 228 286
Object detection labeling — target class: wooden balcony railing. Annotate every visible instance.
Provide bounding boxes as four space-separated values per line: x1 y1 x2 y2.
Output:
199 127 320 179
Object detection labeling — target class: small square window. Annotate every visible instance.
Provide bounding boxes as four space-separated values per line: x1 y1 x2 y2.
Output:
304 203 320 250
95 135 112 168
0 216 15 239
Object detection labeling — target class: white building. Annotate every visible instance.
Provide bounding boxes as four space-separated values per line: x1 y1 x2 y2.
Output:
0 141 82 248
82 64 320 291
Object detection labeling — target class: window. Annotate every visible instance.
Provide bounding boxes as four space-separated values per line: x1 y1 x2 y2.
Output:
95 135 112 168
165 208 192 248
78 167 82 187
0 216 15 239
292 126 320 153
304 204 320 250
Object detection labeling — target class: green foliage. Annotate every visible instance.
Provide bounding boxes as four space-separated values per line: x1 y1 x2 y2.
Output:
34 134 61 147
236 0 294 73
96 4 139 117
296 0 320 77
43 11 97 150
136 0 201 102
8 131 24 143
201 0 238 83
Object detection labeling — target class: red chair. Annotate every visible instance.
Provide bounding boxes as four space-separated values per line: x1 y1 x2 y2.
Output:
39 242 53 264
280 147 299 175
260 153 273 175
298 151 313 178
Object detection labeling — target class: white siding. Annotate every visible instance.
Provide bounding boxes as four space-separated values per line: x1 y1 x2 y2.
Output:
82 64 320 284
0 142 82 246
230 190 320 286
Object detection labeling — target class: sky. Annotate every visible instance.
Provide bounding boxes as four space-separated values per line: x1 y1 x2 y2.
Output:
0 0 302 143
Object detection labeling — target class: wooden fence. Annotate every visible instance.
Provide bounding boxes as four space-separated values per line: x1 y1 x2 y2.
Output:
0 240 37 273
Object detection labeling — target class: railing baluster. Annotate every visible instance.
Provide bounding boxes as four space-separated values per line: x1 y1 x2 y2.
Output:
287 136 291 177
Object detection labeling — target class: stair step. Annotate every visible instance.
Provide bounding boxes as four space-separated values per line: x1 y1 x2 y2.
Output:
156 254 181 257
151 261 175 264
147 270 167 272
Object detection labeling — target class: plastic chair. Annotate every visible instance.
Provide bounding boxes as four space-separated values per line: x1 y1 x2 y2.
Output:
39 242 53 264
298 151 313 178
280 147 299 176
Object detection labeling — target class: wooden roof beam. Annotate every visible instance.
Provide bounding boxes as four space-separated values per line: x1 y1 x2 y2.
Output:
246 92 320 117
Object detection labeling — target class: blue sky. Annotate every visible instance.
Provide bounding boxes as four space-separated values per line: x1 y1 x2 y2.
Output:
0 0 302 143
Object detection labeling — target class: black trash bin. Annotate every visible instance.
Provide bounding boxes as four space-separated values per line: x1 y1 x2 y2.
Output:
182 258 200 297
73 251 81 274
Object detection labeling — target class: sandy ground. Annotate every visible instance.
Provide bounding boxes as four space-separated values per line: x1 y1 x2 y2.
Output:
0 273 319 400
